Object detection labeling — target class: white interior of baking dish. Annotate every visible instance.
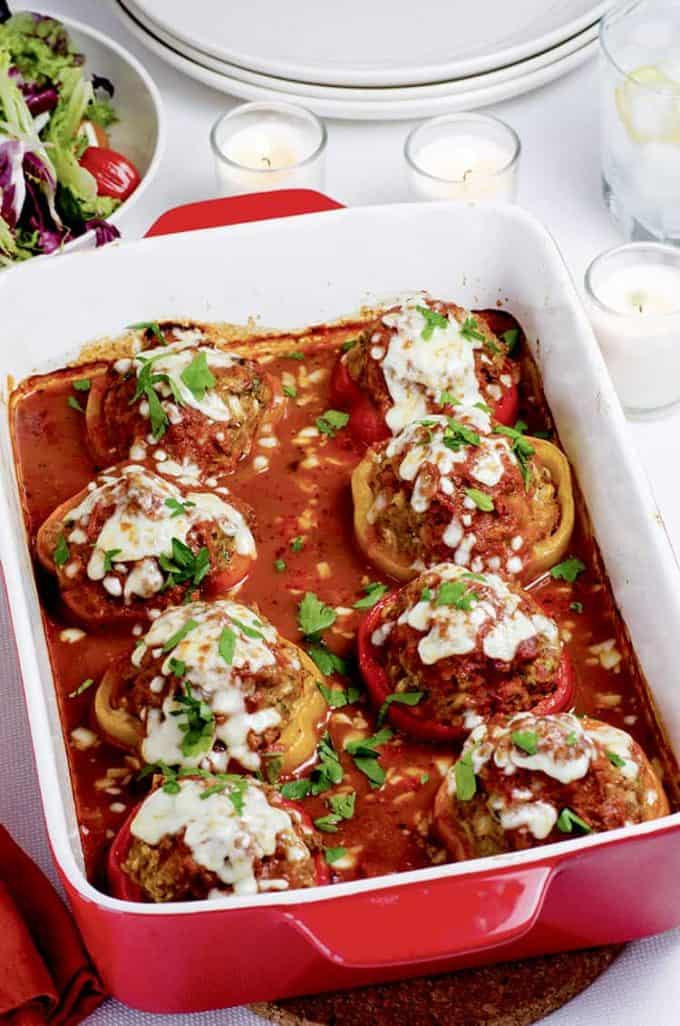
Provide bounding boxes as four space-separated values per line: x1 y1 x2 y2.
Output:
1 200 679 914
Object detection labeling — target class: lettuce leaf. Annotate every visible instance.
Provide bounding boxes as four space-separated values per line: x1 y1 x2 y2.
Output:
0 13 82 86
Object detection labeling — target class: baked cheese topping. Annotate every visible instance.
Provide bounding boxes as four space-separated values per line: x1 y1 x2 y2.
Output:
447 712 643 840
133 601 292 772
380 301 492 434
130 778 309 896
372 564 558 667
120 338 245 426
64 465 255 601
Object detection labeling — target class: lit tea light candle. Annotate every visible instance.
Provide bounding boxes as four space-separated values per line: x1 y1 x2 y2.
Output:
211 102 327 196
405 113 520 202
585 242 680 416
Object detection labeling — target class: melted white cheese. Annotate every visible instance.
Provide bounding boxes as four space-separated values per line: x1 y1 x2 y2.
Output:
130 779 308 895
491 797 558 840
64 465 255 600
134 601 283 771
379 301 491 433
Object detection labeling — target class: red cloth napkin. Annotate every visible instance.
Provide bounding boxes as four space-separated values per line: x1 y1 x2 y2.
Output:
0 826 106 1026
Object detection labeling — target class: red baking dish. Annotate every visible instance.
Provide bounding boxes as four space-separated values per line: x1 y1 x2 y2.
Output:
1 191 680 1012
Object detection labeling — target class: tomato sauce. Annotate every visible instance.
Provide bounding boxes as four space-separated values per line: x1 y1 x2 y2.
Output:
10 320 679 893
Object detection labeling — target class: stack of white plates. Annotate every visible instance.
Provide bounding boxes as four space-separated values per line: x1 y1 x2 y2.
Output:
113 0 605 120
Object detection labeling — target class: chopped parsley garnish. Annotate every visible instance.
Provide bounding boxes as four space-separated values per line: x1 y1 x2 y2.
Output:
68 678 94 698
230 616 264 640
283 384 297 398
550 557 586 583
129 353 171 440
341 338 357 353
318 681 362 708
420 773 430 785
290 536 305 552
353 581 389 610
161 618 199 653
316 409 350 438
274 558 287 573
171 683 214 758
284 350 305 360
454 750 477 801
103 548 122 573
465 487 495 512
127 320 165 345
606 750 627 768
556 807 592 834
493 423 535 488
53 533 70 567
442 417 481 452
377 691 425 727
264 755 283 784
345 728 392 789
198 774 248 814
416 304 449 340
180 351 216 401
309 643 348 677
280 779 312 800
308 733 345 795
159 538 211 590
459 316 487 344
324 846 347 864
218 626 236 665
511 730 539 756
502 328 520 355
565 731 578 746
474 401 492 414
420 587 433 602
570 601 584 614
72 378 91 392
168 657 186 677
314 791 356 832
435 580 479 611
164 497 196 518
67 395 84 413
298 592 336 637
439 389 459 407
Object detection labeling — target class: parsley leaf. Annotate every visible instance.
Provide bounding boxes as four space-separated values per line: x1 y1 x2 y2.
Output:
102 548 122 573
324 846 347 864
443 417 481 452
264 755 283 784
316 409 350 438
435 580 479 611
454 750 477 801
128 320 165 345
317 682 361 708
308 643 347 677
171 683 214 758
314 791 357 832
280 779 312 800
345 728 392 789
68 678 94 698
161 618 199 653
180 352 216 401
459 316 487 344
606 750 626 768
284 350 305 361
290 536 305 552
283 384 297 398
550 557 586 583
168 657 186 677
353 581 389 610
341 338 357 353
511 730 539 756
493 423 535 488
556 807 592 834
230 616 264 640
164 497 196 518
274 558 287 572
159 538 211 590
53 533 70 567
308 733 344 795
130 354 171 440
298 592 336 638
73 378 91 392
67 395 84 413
465 487 494 512
439 389 459 407
377 690 425 726
416 304 449 340
502 327 520 355
565 731 578 746
198 774 248 814
218 626 236 666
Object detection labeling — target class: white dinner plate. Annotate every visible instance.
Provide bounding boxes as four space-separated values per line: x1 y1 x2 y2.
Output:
114 0 598 122
126 0 599 104
125 0 607 87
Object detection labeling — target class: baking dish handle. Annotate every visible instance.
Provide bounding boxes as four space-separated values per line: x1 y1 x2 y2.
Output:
144 189 344 238
287 864 556 969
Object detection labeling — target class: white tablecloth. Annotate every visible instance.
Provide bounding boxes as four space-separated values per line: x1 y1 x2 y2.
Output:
2 2 680 1022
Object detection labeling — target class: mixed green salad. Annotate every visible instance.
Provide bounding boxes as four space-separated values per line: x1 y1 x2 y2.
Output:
0 8 141 266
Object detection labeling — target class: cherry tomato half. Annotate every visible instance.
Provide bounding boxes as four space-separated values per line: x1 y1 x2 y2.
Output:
80 146 141 201
357 591 576 742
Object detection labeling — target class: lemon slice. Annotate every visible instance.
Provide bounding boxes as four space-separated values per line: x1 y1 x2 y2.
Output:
615 64 680 143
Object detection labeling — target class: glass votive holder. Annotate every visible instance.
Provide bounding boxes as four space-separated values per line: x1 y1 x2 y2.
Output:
210 102 327 197
600 0 680 243
584 242 680 417
404 113 521 203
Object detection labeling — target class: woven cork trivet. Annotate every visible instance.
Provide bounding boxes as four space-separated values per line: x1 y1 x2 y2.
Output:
252 946 622 1026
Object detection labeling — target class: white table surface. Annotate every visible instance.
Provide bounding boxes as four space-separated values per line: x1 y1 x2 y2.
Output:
2 2 680 1023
